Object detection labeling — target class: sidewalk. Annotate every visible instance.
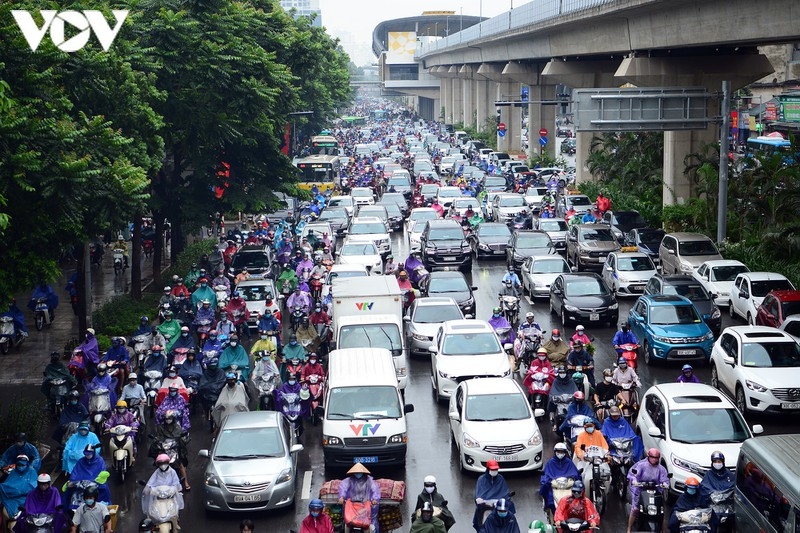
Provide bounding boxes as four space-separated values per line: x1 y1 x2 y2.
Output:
2 246 164 385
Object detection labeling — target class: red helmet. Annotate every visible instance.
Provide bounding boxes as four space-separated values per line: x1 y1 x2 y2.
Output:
647 448 661 460
486 460 500 471
573 391 584 401
685 476 700 487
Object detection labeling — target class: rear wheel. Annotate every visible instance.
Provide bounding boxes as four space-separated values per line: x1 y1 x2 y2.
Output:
735 385 747 414
710 364 720 389
35 314 44 331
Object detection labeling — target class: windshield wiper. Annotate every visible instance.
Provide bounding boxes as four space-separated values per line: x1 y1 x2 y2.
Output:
356 413 397 420
326 412 354 419
213 455 240 460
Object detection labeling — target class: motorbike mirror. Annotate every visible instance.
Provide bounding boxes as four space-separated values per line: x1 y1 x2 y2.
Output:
404 404 415 414
198 449 210 457
148 434 156 439
752 424 764 435
441 500 448 507
290 444 304 454
667 472 673 479
314 406 325 417
647 427 662 438
508 491 516 498
580 444 586 451
471 286 478 291
533 408 545 418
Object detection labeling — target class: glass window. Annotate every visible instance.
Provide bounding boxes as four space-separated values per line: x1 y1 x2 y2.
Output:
710 265 749 282
466 394 530 421
516 234 551 247
538 220 568 232
737 459 793 532
751 279 794 297
650 304 702 325
565 279 609 297
617 256 655 272
326 386 402 419
668 407 750 443
639 230 666 249
579 228 615 242
531 259 570 274
741 341 800 368
341 243 378 256
664 283 710 301
215 427 284 458
350 223 386 235
569 196 592 207
428 276 469 293
678 239 720 256
413 304 463 324
499 196 526 207
337 325 402 354
478 225 511 237
429 228 464 241
442 332 502 355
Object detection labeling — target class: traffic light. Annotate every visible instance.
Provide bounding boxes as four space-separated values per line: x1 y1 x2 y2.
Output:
496 108 501 126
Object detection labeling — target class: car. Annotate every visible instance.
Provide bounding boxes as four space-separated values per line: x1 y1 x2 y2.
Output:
565 224 621 272
229 245 275 280
406 208 438 250
710 326 800 414
377 201 404 232
235 278 279 329
470 222 512 259
404 297 465 356
420 270 477 317
599 210 647 237
301 222 335 252
327 195 354 216
521 255 571 299
491 193 528 224
644 274 722 337
524 187 549 209
350 187 375 206
756 290 800 328
729 272 795 325
417 183 441 203
429 320 513 402
627 294 715 365
625 228 666 265
317 207 350 238
506 230 556 271
355 204 389 226
199 410 304 512
265 193 297 224
413 159 435 178
482 176 508 194
336 238 382 274
531 217 569 252
549 272 619 327
448 378 544 473
691 260 750 307
659 232 723 275
602 252 657 297
420 219 472 272
555 194 592 218
635 383 762 494
489 152 511 167
387 171 413 197
478 148 493 161
436 186 463 208
439 156 461 174
345 216 391 256
560 138 576 154
416 171 440 185
379 192 410 217
778 314 800 342
452 197 484 219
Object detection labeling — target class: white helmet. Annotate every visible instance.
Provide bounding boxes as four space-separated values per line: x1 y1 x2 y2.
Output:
423 475 436 484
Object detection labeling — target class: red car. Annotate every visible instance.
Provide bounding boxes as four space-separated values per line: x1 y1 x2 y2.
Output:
755 290 800 328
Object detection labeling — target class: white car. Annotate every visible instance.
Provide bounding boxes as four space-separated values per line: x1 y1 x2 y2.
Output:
491 193 528 224
602 252 657 297
448 378 544 473
234 279 279 330
301 222 334 250
404 297 464 356
336 238 382 275
778 314 800 342
429 320 512 402
327 195 354 216
710 326 800 414
350 187 375 206
729 272 795 325
691 260 750 307
636 383 763 493
436 186 463 208
521 255 571 299
346 216 391 255
406 208 439 252
524 187 549 209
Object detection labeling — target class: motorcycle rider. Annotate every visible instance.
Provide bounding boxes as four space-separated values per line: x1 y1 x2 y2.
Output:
76 328 101 378
3 299 28 337
384 255 398 276
593 369 620 420
488 306 515 344
300 353 325 382
310 257 327 280
85 362 118 409
540 442 581 516
157 312 181 354
699 451 735 533
517 312 542 338
338 463 381 533
103 337 130 394
184 263 202 289
16 473 67 533
149 326 166 352
234 267 250 285
251 330 277 359
627 448 670 533
473 460 515 532
142 454 184 531
412 476 455 530
160 365 185 391
131 316 151 340
278 264 299 298
41 351 76 407
69 484 112 533
211 267 231 298
212 372 249 430
295 253 314 280
152 411 191 492
397 270 413 291
104 399 139 456
287 286 312 315
522 348 555 395
155 387 190 433
667 476 706 533
405 250 424 274
612 357 641 390
296 317 321 354
478 498 519 533
190 278 217 311
28 282 59 323
158 286 174 313
1 433 41 473
677 364 701 383
121 373 147 418
566 340 595 386
573 418 610 489
613 322 638 355
548 366 578 426
193 299 216 335
559 391 599 441
67 444 110 502
198 358 226 430
542 329 570 365
554 480 600 531
300 498 334 533
512 209 532 230
500 268 522 294
219 335 250 381
252 351 281 406
179 349 203 386
62 422 100 475
170 278 190 299
215 311 236 339
54 391 89 444
143 345 168 376
570 325 591 349
226 291 250 339
431 198 444 217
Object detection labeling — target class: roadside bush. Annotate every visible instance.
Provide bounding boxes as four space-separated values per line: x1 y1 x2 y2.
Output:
0 397 48 444
722 241 800 289
92 293 160 338
163 238 217 281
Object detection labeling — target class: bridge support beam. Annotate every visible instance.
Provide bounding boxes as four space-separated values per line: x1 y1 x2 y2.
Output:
460 65 476 129
474 79 494 133
503 61 557 160
497 82 522 153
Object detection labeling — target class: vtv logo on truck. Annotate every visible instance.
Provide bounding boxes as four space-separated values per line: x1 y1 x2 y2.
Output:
350 423 381 436
12 10 129 52
355 302 374 311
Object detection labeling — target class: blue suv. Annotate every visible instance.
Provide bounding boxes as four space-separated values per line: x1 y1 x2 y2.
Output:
628 294 715 365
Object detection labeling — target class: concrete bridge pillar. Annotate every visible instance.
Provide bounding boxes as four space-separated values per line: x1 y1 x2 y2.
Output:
460 66 476 129
527 84 557 160
439 75 452 123
474 79 495 133
449 67 464 124
497 82 522 153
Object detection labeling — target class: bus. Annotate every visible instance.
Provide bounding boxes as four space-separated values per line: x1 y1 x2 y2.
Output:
310 135 339 156
341 116 368 127
745 133 793 162
294 154 341 193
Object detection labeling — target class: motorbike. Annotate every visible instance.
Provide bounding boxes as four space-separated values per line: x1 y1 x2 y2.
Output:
581 445 610 516
65 479 99 510
618 382 639 424
145 484 180 533
676 508 712 533
284 357 304 381
608 437 635 501
143 238 154 258
618 343 639 369
313 323 330 357
157 303 172 324
88 387 112 436
632 480 668 532
46 377 70 416
309 274 324 303
280 392 303 440
0 315 24 354
545 478 574 525
499 293 520 327
290 305 307 332
107 424 135 482
89 243 103 266
132 335 151 370
150 436 181 467
709 489 735 532
304 374 323 425
31 297 51 331
254 371 279 412
515 332 541 376
562 414 587 452
128 397 146 440
476 492 515 528
557 519 595 533
213 285 230 309
113 248 127 276
144 370 164 418
526 369 551 420
195 319 212 346
550 393 572 438
493 326 514 348
594 398 617 423
23 513 55 533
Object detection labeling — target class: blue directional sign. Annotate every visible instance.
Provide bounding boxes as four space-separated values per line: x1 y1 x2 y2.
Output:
498 130 506 138
521 86 529 102
539 136 548 146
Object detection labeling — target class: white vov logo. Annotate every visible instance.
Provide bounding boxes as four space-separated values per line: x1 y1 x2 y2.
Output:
11 10 129 52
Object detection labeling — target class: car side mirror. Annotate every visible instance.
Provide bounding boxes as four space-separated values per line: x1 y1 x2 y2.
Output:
570 266 577 272
428 345 437 354
534 408 545 418
648 427 662 438
766 313 775 320
752 424 764 435
739 290 748 299
605 266 613 272
448 411 460 422
503 343 513 351
290 444 304 453
403 315 411 322
404 404 415 414
568 235 577 241
471 286 478 291
723 355 736 366
552 288 562 295
667 249 675 255
198 449 209 457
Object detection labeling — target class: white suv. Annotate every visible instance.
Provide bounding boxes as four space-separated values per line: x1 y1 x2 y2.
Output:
710 326 800 414
345 216 391 256
429 320 512 402
729 272 795 325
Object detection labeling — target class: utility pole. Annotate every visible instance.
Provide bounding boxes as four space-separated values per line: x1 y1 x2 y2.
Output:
717 80 730 244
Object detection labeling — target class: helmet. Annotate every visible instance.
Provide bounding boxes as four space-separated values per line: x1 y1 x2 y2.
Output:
492 306 501 315
155 453 170 465
576 325 585 331
423 475 436 485
571 480 585 495
232 291 240 298
583 417 595 427
572 340 583 348
647 448 661 460
608 405 622 418
116 400 127 408
309 499 324 510
421 501 434 513
68 390 80 399
602 368 613 377
682 364 693 372
129 373 138 380
573 391 584 401
486 459 500 471
617 357 628 366
496 498 508 512
556 365 567 375
554 442 569 453
97 363 108 373
572 371 584 383
552 329 560 336
685 476 700 487
529 520 546 533
139 517 156 531
536 347 548 355
526 312 534 319
83 485 99 498
164 409 177 421
711 451 725 465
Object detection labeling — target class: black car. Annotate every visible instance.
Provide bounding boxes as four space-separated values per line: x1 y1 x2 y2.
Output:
644 274 722 336
560 138 576 155
625 228 666 264
380 192 410 217
470 222 512 259
601 209 647 239
265 193 297 224
229 245 275 280
549 272 619 327
386 174 413 199
420 219 473 272
506 230 557 272
420 270 477 317
377 201 404 232
317 207 350 237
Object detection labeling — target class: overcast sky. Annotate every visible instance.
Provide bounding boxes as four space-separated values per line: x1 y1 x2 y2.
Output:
318 0 513 66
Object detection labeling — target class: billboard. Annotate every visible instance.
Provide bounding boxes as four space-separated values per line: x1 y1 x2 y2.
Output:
386 31 417 64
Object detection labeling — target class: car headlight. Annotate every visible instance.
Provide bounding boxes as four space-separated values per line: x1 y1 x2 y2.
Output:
617 276 629 283
412 333 429 342
322 435 341 446
745 380 768 393
527 431 542 447
652 335 671 343
205 472 220 487
609 303 619 310
275 468 292 484
564 305 579 312
680 263 694 273
389 433 407 444
502 367 512 377
701 332 715 341
479 243 490 250
438 369 452 380
463 432 480 448
711 308 721 319
579 250 590 257
671 454 703 475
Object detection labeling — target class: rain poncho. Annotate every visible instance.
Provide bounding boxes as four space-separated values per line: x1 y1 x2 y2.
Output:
278 269 298 293
3 303 27 335
193 305 216 326
548 375 577 411
409 516 447 533
54 403 88 442
295 259 314 279
201 338 223 358
413 488 455 530
157 319 181 353
699 466 734 498
103 344 130 367
62 430 99 473
84 373 117 410
601 417 644 462
219 343 250 381
559 402 597 435
0 442 41 472
479 508 520 533
0 467 37 516
283 340 306 361
488 315 515 343
627 458 669 507
212 382 249 426
404 254 424 272
542 338 569 364
76 333 100 366
190 284 217 310
299 512 335 533
338 475 380 532
170 332 197 355
473 470 514 531
296 324 320 353
68 453 110 504
143 352 168 375
257 315 281 334
539 456 580 509
28 285 58 312
275 381 309 418
15 486 67 533
178 359 203 386
198 367 226 405
155 395 190 432
141 467 184 519
668 490 707 532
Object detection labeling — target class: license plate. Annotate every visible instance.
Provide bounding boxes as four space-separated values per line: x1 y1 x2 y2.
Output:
233 494 261 503
494 250 504 254
354 456 379 464
676 349 695 355
589 313 600 321
492 455 518 462
781 402 800 409
445 256 456 261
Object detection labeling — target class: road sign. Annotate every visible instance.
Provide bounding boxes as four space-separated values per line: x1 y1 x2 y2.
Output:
498 122 506 131
498 130 506 138
539 128 548 137
539 136 548 146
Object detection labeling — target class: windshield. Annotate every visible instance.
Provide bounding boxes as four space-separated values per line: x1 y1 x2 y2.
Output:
438 188 462 198
428 276 469 293
411 210 438 222
538 220 568 232
710 265 748 281
751 279 794 297
514 166 530 173
328 197 352 207
232 253 270 270
338 324 402 355
668 408 749 444
580 228 615 242
466 393 529 421
454 199 480 209
782 301 800 317
429 228 465 241
413 304 463 324
565 279 609 297
351 189 372 197
532 259 570 274
342 243 378 256
679 239 720 256
415 161 433 172
478 225 511 237
741 341 800 368
569 196 592 207
319 209 347 221
617 256 655 272
650 304 702 325
381 204 402 217
485 178 506 188
526 188 548 197
662 283 710 301
387 176 410 187
420 185 439 195
638 230 665 248
614 212 645 226
442 332 502 355
517 234 552 248
238 285 274 302
358 209 387 220
327 270 366 283
350 223 386 235
215 426 285 458
326 386 401 420
499 196 526 207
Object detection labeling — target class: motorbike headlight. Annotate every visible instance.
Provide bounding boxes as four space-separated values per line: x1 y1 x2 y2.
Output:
205 472 220 487
711 308 721 319
609 303 619 310
322 435 341 446
389 433 407 444
275 468 292 484
564 305 579 312
527 431 542 447
745 379 768 393
463 432 480 449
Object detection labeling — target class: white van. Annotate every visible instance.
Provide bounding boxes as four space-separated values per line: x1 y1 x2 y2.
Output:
319 348 415 470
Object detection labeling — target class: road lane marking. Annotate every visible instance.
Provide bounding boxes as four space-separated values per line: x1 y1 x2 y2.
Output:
301 470 312 499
